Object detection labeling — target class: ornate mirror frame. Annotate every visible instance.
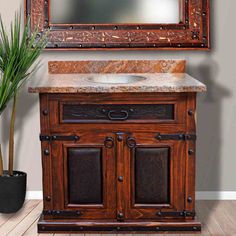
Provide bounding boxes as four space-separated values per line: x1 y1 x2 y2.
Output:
25 0 210 50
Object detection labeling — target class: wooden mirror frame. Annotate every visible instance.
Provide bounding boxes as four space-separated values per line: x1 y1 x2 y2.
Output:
25 0 210 50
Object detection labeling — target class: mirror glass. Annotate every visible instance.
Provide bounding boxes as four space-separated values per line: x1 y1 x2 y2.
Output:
50 0 180 24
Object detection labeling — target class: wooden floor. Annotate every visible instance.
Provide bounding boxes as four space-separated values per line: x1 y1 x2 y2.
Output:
0 201 236 236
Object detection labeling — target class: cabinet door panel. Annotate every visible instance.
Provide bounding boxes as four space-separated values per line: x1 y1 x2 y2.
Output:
124 132 185 220
135 147 170 204
67 147 103 204
51 132 116 220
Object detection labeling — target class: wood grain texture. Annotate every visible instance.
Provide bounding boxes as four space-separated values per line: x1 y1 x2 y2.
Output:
0 200 40 235
39 94 53 219
36 92 200 233
46 93 187 132
48 60 186 74
124 133 186 220
205 201 236 235
7 201 42 236
185 93 197 218
195 201 221 235
49 134 117 220
2 200 235 235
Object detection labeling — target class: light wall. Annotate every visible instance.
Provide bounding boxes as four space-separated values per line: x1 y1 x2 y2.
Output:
0 0 235 193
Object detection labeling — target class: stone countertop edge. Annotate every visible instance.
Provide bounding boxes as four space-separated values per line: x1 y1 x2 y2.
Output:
28 73 207 94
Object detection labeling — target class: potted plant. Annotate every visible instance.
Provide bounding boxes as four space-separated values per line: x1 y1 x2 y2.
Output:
0 12 47 213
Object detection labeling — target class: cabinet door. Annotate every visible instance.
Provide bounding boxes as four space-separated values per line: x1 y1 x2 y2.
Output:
123 132 186 220
50 132 116 220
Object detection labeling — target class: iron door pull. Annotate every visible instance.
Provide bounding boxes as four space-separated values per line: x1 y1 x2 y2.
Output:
126 137 136 148
107 110 129 121
104 137 114 148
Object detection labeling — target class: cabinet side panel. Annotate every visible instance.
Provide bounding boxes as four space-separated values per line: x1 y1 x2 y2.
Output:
185 92 197 217
39 94 53 215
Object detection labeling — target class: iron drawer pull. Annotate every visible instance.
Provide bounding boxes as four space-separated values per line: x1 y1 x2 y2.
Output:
107 110 129 121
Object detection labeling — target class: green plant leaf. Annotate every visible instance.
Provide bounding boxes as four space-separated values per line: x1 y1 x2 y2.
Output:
0 11 47 113
0 9 47 175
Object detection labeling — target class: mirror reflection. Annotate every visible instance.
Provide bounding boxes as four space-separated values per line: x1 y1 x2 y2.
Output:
50 0 180 24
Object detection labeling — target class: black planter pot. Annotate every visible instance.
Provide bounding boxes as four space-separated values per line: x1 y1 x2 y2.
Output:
0 171 27 213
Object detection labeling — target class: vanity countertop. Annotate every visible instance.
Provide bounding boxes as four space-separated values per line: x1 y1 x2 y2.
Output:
28 73 206 93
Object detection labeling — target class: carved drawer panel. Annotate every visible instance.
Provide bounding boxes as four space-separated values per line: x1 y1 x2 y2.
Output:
47 94 187 130
62 103 174 123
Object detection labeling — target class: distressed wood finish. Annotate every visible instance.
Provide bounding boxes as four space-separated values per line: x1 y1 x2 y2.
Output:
25 0 210 50
38 92 200 233
124 135 186 220
48 60 186 74
48 93 187 130
50 133 116 220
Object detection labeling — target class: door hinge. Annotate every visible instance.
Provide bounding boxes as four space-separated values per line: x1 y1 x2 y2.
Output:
40 134 80 142
155 133 196 141
43 210 83 217
156 210 195 218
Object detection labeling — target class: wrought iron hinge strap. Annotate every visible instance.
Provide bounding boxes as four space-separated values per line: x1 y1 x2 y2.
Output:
156 211 195 217
43 210 82 217
40 135 80 142
155 133 196 141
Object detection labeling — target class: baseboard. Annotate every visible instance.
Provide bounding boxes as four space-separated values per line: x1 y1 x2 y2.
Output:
26 191 236 200
196 191 236 200
26 191 43 200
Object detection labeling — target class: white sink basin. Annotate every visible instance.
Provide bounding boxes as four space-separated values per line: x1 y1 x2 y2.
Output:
87 75 146 84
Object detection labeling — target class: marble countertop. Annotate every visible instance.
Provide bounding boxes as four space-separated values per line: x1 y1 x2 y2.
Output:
28 73 207 93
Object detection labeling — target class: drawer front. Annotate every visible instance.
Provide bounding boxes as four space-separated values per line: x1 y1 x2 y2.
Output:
47 93 188 130
61 104 175 123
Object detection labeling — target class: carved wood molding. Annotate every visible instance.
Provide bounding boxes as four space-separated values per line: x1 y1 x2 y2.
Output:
25 0 210 50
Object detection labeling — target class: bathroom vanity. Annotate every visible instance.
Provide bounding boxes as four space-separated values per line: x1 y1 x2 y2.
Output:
29 60 206 234
26 0 210 233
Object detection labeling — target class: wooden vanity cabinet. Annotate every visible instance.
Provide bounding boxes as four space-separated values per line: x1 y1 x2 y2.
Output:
38 92 201 233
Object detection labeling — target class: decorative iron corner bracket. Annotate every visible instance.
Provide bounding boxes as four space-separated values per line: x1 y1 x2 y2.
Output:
155 133 197 141
156 210 196 218
40 134 80 142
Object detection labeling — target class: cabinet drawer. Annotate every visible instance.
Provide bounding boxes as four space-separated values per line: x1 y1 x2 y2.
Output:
61 103 175 123
46 94 187 128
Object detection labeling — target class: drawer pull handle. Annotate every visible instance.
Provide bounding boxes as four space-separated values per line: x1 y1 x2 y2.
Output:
107 110 129 121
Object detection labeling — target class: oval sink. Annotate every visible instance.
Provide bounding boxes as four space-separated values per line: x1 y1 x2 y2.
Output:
87 75 146 84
